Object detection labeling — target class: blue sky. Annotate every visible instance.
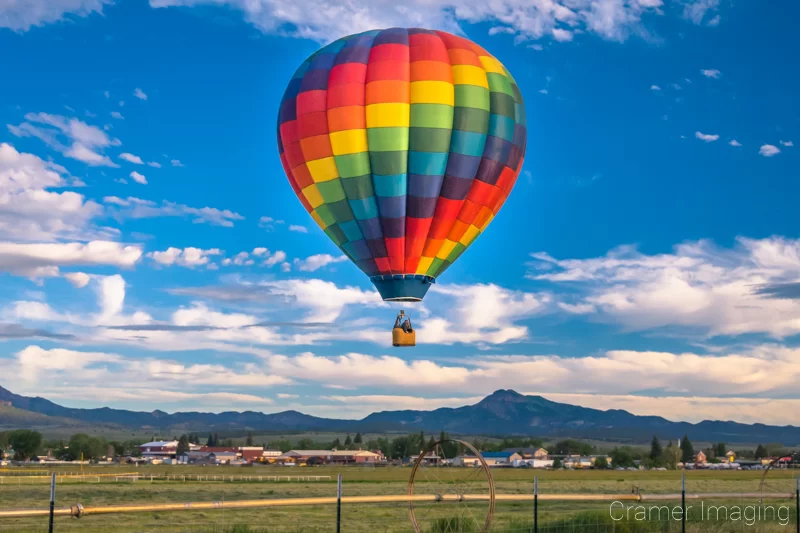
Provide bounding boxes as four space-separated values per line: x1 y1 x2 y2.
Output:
1 0 799 426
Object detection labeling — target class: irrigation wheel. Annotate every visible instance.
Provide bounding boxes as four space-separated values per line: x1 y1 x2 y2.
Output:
408 439 495 533
759 452 799 502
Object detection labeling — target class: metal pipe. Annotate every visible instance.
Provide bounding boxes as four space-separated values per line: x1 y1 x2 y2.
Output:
0 491 796 520
336 474 342 533
681 473 686 533
533 476 538 533
48 473 55 533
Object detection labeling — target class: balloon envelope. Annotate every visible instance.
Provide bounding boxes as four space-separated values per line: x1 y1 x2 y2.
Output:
277 28 527 301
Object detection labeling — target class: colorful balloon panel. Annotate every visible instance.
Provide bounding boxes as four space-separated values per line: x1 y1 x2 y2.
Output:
278 28 526 301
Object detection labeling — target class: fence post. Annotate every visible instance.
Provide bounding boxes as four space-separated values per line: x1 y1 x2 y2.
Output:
681 472 686 533
534 476 538 533
795 476 799 533
336 474 342 533
48 472 56 533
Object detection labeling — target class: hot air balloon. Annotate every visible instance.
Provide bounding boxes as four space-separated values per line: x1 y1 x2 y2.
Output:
277 28 527 310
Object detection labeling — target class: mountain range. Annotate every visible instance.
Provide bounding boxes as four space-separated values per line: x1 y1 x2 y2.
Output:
2 385 798 445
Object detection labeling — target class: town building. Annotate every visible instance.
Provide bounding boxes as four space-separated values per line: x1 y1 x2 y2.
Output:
503 447 549 459
278 449 383 465
139 441 179 459
694 451 707 465
479 452 522 466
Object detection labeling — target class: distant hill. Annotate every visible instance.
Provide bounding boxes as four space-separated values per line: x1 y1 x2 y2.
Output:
0 405 82 428
2 386 799 445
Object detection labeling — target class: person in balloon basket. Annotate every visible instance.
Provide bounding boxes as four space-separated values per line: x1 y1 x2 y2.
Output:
394 310 413 334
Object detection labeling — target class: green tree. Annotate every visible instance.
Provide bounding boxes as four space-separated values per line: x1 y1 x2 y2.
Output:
68 434 106 461
551 458 562 469
649 436 663 464
594 457 609 469
297 438 314 449
610 447 636 468
376 437 390 457
344 435 352 448
391 436 409 459
715 442 726 458
246 432 254 446
331 438 342 449
554 439 594 456
680 435 694 464
663 442 680 470
176 435 190 456
206 434 214 447
8 430 42 460
755 444 767 459
354 432 362 444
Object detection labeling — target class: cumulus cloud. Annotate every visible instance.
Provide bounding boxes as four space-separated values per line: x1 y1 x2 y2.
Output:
147 247 222 268
7 112 120 167
729 139 742 147
120 153 144 164
528 237 800 338
650 85 661 91
147 161 162 168
780 140 793 147
293 254 348 272
104 196 244 227
0 143 109 241
150 0 670 44
681 0 720 26
259 216 285 230
111 111 124 120
222 251 255 267
701 69 721 78
759 144 780 157
695 131 719 142
170 159 184 167
0 242 141 279
4 345 285 411
0 0 111 31
134 88 148 100
64 272 91 288
129 171 148 184
289 225 308 233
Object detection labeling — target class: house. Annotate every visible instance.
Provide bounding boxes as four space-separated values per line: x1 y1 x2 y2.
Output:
503 447 549 460
239 447 266 463
262 449 282 459
725 451 736 463
480 452 522 466
694 451 707 465
278 449 383 465
139 441 179 459
452 455 482 467
185 446 237 464
210 451 237 464
0 400 11 407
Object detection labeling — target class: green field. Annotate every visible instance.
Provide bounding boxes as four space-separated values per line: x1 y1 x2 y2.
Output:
1 465 798 532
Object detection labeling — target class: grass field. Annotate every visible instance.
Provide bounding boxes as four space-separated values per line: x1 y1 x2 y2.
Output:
0 465 797 532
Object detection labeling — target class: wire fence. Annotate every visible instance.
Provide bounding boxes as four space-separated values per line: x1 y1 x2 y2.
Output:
0 474 332 485
0 471 797 533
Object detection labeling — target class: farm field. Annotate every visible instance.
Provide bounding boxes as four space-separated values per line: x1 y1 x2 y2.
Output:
0 465 797 532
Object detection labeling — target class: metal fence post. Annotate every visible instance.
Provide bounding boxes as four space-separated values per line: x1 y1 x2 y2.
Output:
48 473 55 533
336 474 342 533
681 473 686 533
534 476 538 533
795 476 799 533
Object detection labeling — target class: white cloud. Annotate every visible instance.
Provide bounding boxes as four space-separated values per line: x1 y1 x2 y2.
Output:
111 111 124 120
293 253 348 272
538 89 548 95
759 144 780 157
529 236 800 338
701 68 721 79
8 112 120 167
119 101 125 107
0 241 142 279
103 91 110 99
150 0 668 44
222 251 255 267
104 196 244 227
6 345 286 410
120 153 144 164
695 131 719 142
650 85 661 91
780 140 793 147
148 247 222 268
134 88 148 100
0 0 111 31
147 161 162 168
0 143 108 241
129 171 148 184
64 271 91 288
288 225 307 233
682 0 720 26
170 159 184 167
252 248 288 267
729 139 742 147
259 216 285 230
